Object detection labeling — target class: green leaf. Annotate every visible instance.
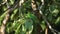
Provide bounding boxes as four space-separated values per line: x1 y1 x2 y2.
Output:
55 17 60 24
52 9 59 17
15 24 21 34
41 21 46 31
10 9 18 20
10 0 15 5
24 19 33 34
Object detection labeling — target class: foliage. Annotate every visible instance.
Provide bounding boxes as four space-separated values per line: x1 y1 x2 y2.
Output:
0 0 60 34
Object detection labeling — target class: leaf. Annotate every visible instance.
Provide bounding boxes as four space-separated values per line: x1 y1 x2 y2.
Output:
26 12 37 21
10 0 15 5
55 17 60 24
17 18 26 24
41 21 46 31
49 4 57 11
24 19 33 34
47 13 52 21
10 9 18 20
52 9 59 17
15 24 21 34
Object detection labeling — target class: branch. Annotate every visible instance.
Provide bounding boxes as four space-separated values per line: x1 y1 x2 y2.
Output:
31 0 37 11
31 0 42 34
0 13 9 34
0 0 20 34
0 1 10 33
31 0 41 19
39 0 60 34
45 26 48 34
0 0 20 14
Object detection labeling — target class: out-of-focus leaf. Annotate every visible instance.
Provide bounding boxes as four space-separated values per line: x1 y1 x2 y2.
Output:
24 19 33 34
26 12 37 21
3 6 7 11
52 9 59 17
55 17 60 24
47 13 52 21
10 9 18 20
17 18 26 24
10 0 14 5
49 4 57 11
41 21 46 31
15 24 21 34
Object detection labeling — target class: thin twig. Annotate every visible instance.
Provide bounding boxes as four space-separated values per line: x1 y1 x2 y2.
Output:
39 0 60 34
45 26 48 34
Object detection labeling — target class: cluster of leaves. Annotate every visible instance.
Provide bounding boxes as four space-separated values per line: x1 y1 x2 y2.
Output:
0 0 60 34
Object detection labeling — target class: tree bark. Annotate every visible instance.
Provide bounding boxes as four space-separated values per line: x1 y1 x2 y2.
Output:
31 0 42 34
31 0 41 19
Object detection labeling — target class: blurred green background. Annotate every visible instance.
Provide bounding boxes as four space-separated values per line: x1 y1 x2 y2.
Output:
0 0 60 34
